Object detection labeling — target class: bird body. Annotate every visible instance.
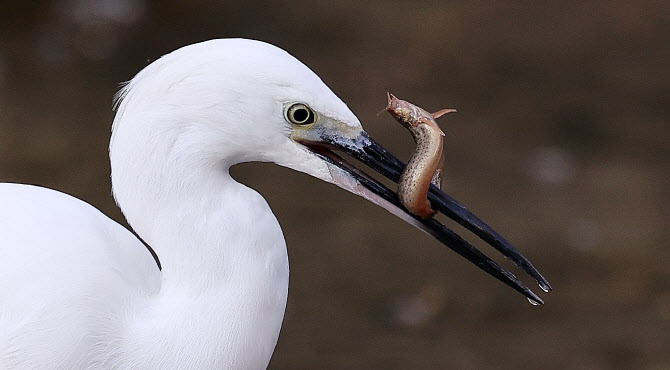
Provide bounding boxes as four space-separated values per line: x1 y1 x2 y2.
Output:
0 184 159 368
0 38 548 369
0 181 287 369
1 39 322 369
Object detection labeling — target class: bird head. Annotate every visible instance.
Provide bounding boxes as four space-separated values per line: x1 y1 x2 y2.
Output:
111 39 550 303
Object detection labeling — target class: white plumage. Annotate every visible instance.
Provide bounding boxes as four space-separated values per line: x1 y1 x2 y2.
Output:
1 39 363 369
0 38 549 369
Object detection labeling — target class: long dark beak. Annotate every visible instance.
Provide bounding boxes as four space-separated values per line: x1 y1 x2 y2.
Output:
298 131 551 304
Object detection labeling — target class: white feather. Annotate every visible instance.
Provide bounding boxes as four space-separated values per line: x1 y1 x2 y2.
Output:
1 39 366 369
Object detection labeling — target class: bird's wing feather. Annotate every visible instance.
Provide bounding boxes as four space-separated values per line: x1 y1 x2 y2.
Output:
0 183 160 368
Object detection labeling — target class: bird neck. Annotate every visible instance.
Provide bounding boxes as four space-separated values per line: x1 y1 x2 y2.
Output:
113 159 289 367
154 172 287 289
118 159 289 289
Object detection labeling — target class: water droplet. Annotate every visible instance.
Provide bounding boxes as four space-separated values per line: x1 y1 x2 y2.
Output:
527 297 542 306
539 282 551 293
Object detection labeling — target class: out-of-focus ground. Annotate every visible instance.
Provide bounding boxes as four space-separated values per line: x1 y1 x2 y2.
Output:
0 1 668 368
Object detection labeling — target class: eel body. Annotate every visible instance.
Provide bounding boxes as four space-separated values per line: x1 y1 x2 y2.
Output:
385 93 456 218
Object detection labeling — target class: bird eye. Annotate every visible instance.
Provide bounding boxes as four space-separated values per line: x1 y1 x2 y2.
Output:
286 103 316 125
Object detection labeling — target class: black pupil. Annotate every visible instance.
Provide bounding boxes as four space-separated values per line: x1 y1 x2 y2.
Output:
292 108 309 123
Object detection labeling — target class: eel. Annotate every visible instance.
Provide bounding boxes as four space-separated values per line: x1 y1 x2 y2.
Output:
385 93 456 218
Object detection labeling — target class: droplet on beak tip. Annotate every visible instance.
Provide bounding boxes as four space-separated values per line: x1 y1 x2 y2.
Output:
527 297 542 306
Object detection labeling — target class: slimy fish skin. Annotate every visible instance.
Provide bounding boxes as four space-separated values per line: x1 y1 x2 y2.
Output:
385 93 456 218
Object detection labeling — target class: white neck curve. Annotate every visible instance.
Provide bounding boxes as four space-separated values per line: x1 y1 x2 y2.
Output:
105 38 363 367
110 116 289 368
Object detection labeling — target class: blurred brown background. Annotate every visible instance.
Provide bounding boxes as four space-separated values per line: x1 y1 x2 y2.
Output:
1 1 668 368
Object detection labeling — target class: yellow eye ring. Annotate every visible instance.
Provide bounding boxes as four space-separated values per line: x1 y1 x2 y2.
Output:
286 103 316 125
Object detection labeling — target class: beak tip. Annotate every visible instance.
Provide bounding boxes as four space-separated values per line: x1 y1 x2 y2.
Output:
528 296 544 306
316 131 553 305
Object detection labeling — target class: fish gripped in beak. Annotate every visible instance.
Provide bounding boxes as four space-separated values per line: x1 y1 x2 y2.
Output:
297 131 551 305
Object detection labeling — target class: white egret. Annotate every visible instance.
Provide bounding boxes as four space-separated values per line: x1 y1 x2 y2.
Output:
0 39 550 369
